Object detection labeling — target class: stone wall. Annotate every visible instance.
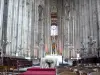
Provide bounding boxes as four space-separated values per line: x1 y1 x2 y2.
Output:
63 0 100 58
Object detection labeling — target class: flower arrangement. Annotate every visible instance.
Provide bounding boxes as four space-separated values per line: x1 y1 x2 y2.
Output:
45 59 54 68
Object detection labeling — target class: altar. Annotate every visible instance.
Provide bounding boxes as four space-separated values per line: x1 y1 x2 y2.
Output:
40 54 68 68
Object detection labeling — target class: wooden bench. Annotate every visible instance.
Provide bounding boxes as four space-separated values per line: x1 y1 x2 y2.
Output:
0 66 15 75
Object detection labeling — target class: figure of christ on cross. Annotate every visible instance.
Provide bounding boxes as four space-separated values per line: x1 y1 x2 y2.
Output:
52 43 56 54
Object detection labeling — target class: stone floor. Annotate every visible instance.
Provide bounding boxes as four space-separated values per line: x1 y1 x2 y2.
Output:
57 67 76 75
57 66 100 75
1 65 100 75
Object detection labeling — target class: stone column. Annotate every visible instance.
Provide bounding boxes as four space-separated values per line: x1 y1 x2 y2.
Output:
57 0 63 55
6 0 32 57
38 1 45 58
1 0 9 55
97 0 100 57
30 0 35 58
0 0 4 50
44 0 51 55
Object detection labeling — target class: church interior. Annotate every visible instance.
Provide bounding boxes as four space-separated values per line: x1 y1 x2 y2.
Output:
0 0 100 75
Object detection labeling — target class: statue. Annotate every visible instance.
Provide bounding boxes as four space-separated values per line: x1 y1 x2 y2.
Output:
38 5 43 21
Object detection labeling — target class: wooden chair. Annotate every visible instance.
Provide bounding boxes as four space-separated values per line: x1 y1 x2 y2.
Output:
0 66 4 75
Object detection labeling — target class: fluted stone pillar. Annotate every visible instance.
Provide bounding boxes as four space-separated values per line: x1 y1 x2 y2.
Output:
31 0 46 58
38 0 45 58
31 0 35 58
97 0 100 57
0 0 4 49
44 0 51 54
57 0 64 55
1 0 9 54
6 0 32 57
32 0 39 58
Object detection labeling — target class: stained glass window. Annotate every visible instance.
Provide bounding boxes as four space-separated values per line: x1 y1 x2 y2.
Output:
51 25 58 36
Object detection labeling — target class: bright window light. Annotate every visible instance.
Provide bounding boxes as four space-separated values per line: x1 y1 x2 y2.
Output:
51 25 58 36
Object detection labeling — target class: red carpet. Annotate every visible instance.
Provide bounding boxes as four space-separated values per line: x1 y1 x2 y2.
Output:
19 67 56 75
27 67 56 71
